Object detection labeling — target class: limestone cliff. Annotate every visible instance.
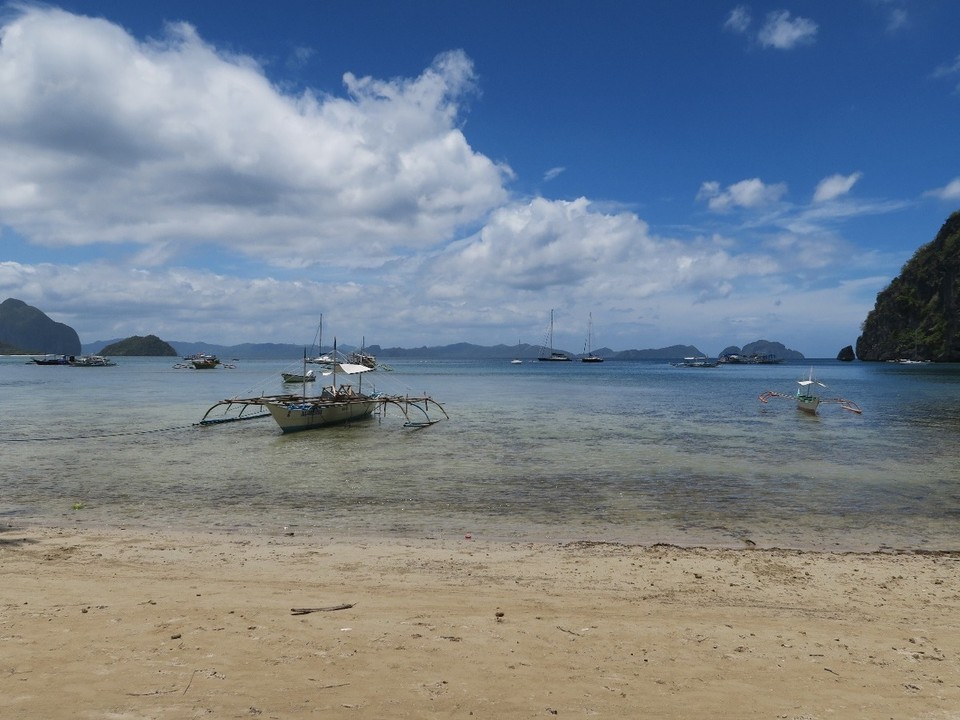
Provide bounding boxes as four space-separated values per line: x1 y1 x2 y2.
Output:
856 211 960 362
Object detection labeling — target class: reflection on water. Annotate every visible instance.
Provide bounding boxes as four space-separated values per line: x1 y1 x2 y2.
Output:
2 355 959 550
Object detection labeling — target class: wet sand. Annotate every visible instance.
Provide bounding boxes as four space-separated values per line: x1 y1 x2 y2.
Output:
2 526 959 718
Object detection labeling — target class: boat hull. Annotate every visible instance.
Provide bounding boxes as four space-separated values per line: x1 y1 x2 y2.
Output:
796 394 821 414
264 398 376 432
281 373 316 383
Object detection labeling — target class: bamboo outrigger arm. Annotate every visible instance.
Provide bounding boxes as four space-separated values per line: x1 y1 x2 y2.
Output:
376 395 450 428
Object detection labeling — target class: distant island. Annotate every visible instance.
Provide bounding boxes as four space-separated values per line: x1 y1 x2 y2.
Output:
718 340 804 362
99 335 177 356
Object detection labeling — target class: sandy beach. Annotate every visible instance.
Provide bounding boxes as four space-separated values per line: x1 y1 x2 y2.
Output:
2 526 959 719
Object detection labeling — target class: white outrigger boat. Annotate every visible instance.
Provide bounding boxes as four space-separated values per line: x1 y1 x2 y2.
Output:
758 369 862 415
198 342 447 433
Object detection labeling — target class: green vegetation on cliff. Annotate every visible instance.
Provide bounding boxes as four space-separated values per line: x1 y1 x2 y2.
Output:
856 211 960 362
100 335 177 356
0 340 27 354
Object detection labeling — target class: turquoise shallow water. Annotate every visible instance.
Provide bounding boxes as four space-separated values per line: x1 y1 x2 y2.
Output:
1 355 959 550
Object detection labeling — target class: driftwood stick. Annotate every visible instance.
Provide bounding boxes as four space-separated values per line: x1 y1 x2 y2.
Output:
291 603 355 615
182 669 199 696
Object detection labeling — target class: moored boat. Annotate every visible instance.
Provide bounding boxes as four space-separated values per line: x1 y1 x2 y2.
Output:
281 369 316 383
671 356 718 368
581 313 604 363
538 309 571 361
198 338 448 433
759 369 862 415
188 353 221 369
68 355 116 367
30 354 70 365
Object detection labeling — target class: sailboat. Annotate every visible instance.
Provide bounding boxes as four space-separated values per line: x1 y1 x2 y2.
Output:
538 309 572 361
581 313 603 363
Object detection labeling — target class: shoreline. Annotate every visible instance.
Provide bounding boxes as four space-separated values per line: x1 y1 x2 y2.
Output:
5 514 958 554
3 525 959 718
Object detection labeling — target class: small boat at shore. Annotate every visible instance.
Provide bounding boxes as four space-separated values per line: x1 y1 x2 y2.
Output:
759 369 862 415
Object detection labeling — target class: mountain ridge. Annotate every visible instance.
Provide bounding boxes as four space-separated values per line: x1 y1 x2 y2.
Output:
79 338 805 361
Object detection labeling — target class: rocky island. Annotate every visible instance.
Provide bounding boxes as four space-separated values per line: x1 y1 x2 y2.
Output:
99 335 177 356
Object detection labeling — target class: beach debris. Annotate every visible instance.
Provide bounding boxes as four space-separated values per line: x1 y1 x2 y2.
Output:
290 603 354 615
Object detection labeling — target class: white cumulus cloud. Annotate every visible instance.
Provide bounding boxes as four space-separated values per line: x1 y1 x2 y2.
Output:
813 172 863 203
697 178 788 212
757 10 818 50
0 6 509 269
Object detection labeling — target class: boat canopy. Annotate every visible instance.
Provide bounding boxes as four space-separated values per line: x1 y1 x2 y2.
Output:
335 362 373 375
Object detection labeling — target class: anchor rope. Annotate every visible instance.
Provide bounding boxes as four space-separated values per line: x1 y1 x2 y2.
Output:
0 424 196 443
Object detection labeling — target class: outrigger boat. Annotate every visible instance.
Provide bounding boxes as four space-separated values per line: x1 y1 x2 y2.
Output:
759 369 862 415
198 340 448 433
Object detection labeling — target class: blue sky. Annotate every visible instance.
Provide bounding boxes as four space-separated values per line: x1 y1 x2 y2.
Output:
1 1 958 357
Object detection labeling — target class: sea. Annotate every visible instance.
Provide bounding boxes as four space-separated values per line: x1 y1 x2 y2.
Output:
2 354 959 551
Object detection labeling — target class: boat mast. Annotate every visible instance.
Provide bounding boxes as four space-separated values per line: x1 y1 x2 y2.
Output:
302 347 308 396
549 309 555 352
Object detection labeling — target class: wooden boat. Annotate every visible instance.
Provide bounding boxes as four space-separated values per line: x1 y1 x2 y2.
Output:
188 353 221 369
30 354 69 365
281 369 316 383
198 339 447 433
759 369 862 415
